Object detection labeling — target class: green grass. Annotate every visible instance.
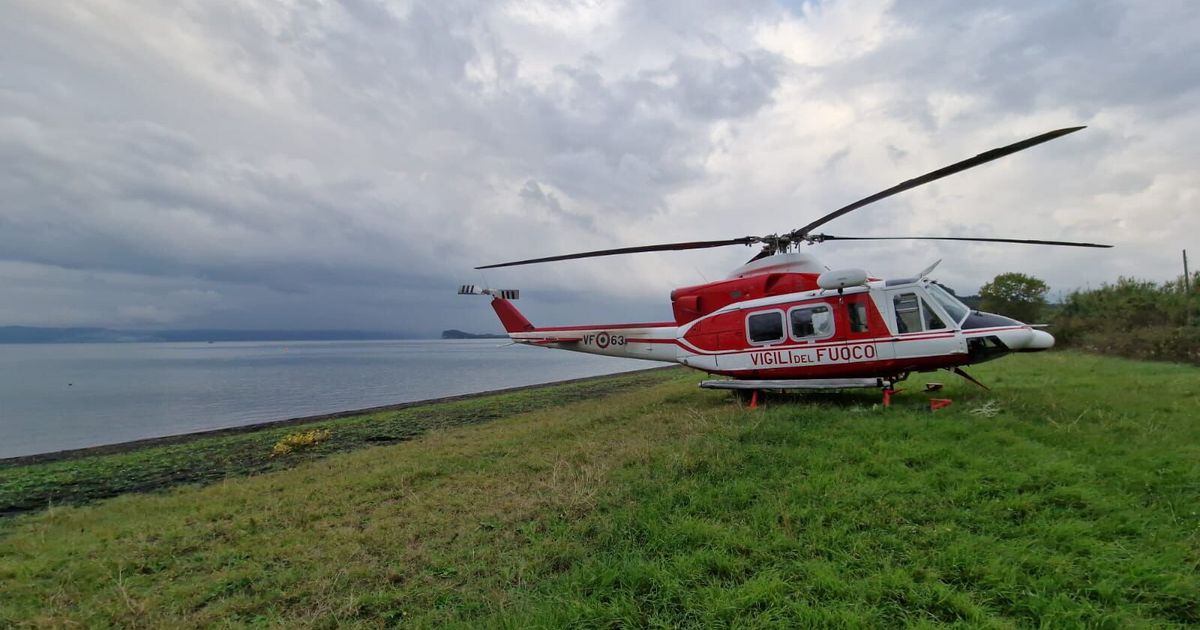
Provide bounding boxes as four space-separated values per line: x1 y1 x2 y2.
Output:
1 352 1198 627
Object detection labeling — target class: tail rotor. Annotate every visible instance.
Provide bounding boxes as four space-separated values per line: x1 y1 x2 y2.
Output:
458 285 520 300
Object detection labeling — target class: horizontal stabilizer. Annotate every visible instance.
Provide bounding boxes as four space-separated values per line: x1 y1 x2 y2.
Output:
530 337 582 345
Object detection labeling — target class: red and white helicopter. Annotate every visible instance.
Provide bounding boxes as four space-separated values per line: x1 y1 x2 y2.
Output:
461 127 1111 396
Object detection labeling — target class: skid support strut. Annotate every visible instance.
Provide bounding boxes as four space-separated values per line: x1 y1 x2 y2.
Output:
879 373 908 408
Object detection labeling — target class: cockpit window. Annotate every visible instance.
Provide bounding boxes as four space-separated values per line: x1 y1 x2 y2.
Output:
893 292 947 333
894 293 922 334
927 284 970 324
924 304 946 330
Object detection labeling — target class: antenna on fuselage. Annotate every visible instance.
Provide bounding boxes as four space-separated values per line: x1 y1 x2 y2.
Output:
917 259 943 279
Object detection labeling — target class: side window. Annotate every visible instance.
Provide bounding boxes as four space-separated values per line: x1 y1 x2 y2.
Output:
789 305 834 341
893 293 947 333
746 311 784 345
924 303 947 330
893 293 923 334
847 301 869 333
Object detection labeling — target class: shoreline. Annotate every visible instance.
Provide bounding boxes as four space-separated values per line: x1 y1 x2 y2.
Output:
0 366 679 467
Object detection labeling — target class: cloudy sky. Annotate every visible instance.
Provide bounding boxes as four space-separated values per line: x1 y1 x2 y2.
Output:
2 0 1197 335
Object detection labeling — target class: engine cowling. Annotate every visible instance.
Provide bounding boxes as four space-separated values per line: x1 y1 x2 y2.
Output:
670 272 822 324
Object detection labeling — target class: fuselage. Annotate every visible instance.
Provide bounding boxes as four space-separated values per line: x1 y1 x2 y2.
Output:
493 267 1053 381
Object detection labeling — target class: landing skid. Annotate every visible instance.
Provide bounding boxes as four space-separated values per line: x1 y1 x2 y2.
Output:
703 374 912 408
700 377 887 391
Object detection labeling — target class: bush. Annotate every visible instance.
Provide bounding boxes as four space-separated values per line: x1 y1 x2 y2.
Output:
1050 274 1200 364
1069 326 1200 366
271 429 332 457
980 272 1049 323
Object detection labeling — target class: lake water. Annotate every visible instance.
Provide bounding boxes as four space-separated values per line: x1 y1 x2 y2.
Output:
0 340 660 459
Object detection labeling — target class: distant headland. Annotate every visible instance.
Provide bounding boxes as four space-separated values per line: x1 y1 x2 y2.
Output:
0 326 413 344
441 329 508 340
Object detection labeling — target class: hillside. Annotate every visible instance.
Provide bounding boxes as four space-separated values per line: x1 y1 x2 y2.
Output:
441 329 508 339
1 353 1197 627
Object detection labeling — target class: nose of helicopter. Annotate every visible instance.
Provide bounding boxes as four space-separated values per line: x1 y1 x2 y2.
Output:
990 326 1053 352
1022 328 1055 351
1001 326 1054 352
961 311 1055 352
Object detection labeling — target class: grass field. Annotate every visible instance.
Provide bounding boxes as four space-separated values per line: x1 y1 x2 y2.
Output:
1 352 1197 627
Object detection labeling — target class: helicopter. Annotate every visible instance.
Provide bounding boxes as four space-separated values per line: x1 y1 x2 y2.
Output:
460 126 1112 397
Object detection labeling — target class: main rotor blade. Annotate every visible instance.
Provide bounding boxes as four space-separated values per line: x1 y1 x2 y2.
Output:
475 237 758 269
792 126 1086 237
812 234 1112 248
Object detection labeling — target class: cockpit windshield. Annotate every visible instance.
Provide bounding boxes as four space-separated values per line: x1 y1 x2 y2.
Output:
926 283 970 325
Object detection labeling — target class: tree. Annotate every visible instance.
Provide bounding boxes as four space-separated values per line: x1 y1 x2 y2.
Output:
979 272 1050 323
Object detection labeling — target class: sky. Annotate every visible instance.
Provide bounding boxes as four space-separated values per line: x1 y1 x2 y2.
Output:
2 0 1197 336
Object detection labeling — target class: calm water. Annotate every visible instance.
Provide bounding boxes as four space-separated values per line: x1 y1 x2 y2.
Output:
0 340 658 459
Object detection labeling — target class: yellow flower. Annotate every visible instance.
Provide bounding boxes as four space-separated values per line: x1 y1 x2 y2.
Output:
271 429 332 457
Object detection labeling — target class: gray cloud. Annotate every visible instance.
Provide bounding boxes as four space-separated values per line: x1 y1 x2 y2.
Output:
1 0 1197 334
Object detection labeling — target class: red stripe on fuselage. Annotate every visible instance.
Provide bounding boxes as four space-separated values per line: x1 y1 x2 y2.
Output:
961 326 1028 335
533 322 676 332
704 354 966 379
887 332 958 342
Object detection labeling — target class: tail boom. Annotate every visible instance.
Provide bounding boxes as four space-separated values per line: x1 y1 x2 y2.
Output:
462 287 680 363
510 322 681 363
493 299 678 362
